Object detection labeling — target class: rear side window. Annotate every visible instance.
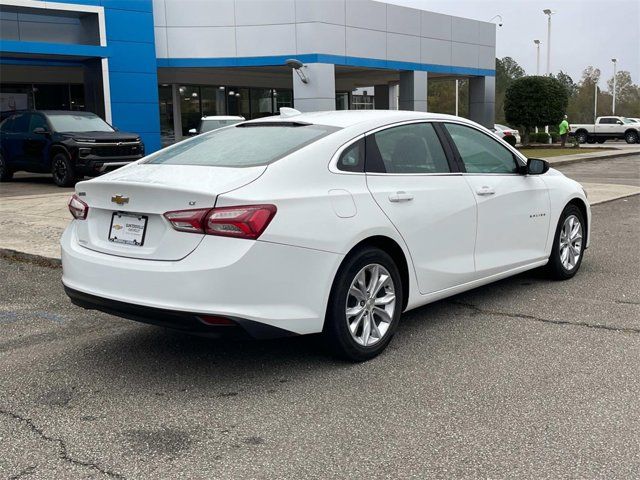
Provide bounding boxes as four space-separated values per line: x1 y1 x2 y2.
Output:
366 122 450 174
147 124 338 167
445 123 518 174
337 139 364 172
0 117 15 132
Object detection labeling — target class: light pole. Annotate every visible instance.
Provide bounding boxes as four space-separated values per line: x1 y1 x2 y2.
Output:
534 40 541 75
543 9 555 76
543 9 555 135
611 58 617 115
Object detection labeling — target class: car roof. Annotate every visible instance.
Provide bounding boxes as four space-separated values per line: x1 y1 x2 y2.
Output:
242 109 472 129
39 110 97 116
201 115 244 120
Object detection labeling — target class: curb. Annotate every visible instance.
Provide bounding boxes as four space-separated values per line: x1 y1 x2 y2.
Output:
0 248 61 268
590 191 640 206
543 150 640 166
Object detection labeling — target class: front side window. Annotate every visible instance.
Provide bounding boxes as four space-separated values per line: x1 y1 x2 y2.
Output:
444 123 518 174
47 113 114 133
146 123 338 168
366 122 450 174
29 114 48 132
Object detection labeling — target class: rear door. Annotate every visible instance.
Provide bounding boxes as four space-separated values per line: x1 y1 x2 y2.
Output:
442 122 550 277
364 121 477 295
2 113 30 165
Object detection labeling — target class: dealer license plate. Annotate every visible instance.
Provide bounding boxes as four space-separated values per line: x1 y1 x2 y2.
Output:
108 212 148 246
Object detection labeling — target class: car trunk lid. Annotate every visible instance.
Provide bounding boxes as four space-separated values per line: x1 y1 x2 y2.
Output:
74 164 266 260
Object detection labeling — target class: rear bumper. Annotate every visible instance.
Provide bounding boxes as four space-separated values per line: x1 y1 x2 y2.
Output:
65 286 294 339
61 221 343 336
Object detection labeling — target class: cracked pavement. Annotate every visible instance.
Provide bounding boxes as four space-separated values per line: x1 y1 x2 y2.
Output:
0 196 639 479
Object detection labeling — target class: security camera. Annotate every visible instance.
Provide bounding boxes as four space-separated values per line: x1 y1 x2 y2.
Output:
498 22 503 27
285 59 304 70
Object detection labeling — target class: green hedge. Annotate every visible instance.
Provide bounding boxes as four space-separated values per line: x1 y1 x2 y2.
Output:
533 132 550 143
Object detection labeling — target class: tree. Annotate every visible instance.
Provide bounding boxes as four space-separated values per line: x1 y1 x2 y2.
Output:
495 57 526 124
554 71 578 98
427 78 468 117
504 76 568 143
606 70 640 117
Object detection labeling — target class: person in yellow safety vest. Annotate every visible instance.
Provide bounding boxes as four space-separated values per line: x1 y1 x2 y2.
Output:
559 115 570 147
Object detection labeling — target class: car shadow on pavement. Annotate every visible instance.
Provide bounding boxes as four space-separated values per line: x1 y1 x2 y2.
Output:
62 268 554 396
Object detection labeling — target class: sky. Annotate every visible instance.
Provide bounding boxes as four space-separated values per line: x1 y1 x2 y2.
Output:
383 0 640 89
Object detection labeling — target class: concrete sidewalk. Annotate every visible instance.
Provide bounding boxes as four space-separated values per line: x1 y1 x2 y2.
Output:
541 147 640 166
1 153 639 262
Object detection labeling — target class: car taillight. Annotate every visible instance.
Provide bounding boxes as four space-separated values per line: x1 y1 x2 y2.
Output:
163 208 209 233
163 204 277 240
68 194 89 220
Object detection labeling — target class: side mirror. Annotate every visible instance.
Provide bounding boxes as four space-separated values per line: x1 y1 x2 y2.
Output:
526 158 549 175
33 127 48 134
616 120 623 125
188 128 197 135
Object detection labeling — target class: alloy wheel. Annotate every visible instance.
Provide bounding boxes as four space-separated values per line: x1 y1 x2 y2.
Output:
53 157 67 184
345 264 396 347
559 214 583 271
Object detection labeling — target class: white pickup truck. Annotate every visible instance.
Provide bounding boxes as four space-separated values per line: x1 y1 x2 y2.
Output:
570 116 640 144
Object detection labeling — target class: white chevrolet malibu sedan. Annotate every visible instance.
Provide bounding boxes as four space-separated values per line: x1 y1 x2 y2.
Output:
62 110 590 361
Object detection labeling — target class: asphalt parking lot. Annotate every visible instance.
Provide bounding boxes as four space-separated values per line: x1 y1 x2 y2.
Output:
0 194 638 479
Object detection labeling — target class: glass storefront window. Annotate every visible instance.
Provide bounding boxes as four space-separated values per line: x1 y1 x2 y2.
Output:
274 89 293 111
336 92 349 110
179 85 201 136
201 86 226 117
69 84 85 111
158 85 174 146
250 88 274 119
226 87 250 119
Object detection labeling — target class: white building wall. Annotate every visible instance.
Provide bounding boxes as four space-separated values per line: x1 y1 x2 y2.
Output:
153 0 496 72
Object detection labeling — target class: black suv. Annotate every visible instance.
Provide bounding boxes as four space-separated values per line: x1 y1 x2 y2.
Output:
0 110 144 187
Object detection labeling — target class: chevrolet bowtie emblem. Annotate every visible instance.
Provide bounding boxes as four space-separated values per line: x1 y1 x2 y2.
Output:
111 194 129 205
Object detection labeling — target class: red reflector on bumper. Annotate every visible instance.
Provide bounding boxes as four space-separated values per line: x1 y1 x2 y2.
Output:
199 315 236 326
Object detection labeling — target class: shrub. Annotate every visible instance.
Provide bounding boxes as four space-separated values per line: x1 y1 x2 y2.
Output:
550 132 560 143
534 132 550 143
503 135 517 147
505 76 569 144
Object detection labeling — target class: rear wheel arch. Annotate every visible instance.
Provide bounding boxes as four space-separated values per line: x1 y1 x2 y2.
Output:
341 236 410 312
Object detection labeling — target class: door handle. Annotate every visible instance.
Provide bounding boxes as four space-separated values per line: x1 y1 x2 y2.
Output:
388 191 414 203
476 186 495 196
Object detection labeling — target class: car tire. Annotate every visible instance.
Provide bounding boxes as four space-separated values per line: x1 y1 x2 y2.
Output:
596 138 606 144
323 247 403 362
51 153 77 187
547 204 586 280
0 153 14 182
625 131 639 144
575 131 588 144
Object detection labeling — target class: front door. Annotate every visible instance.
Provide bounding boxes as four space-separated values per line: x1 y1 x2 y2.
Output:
24 113 50 169
364 122 477 295
442 122 550 277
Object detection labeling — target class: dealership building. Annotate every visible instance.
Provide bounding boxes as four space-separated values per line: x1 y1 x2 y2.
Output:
0 0 496 152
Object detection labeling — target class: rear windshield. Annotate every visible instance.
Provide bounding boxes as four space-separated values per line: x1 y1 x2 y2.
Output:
146 123 338 167
47 113 114 133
